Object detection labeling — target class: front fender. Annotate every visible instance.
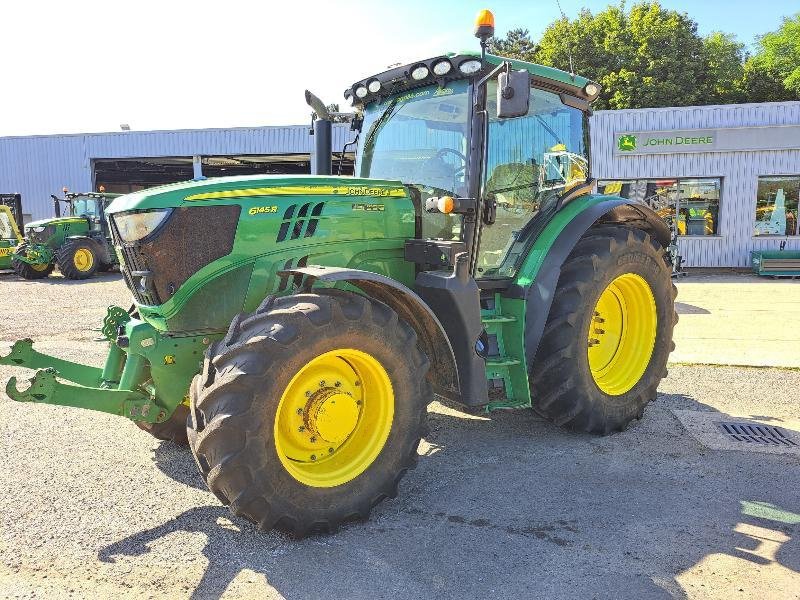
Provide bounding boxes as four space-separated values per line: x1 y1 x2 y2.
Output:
278 265 462 403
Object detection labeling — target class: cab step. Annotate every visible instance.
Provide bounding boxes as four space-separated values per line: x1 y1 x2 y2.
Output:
481 314 517 324
485 355 522 367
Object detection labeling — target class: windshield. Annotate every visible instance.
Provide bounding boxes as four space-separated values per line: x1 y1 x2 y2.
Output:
71 197 100 219
357 80 470 198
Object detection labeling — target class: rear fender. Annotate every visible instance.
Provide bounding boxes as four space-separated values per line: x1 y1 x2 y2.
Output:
511 197 670 368
278 266 462 403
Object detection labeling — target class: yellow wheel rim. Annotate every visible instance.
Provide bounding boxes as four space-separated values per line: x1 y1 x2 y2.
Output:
73 248 94 271
31 262 49 272
274 348 394 487
588 273 657 396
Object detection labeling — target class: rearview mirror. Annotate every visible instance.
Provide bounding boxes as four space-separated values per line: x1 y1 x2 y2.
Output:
497 69 530 118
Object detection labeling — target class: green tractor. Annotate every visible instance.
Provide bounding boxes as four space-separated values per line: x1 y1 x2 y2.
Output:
1 11 676 536
0 194 24 270
11 188 120 280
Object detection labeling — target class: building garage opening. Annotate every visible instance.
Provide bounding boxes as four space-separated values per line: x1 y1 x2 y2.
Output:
93 152 354 194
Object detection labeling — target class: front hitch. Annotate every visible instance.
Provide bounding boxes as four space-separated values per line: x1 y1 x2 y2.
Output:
6 368 165 424
0 339 103 387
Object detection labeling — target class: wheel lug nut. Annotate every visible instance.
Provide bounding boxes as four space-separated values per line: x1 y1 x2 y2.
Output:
328 447 334 453
356 399 362 405
296 408 304 415
305 391 312 398
298 425 305 432
335 381 341 387
354 380 361 387
594 328 605 335
310 436 317 443
310 455 317 461
319 380 326 387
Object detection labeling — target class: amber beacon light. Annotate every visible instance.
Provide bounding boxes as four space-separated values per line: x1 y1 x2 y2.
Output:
474 9 495 41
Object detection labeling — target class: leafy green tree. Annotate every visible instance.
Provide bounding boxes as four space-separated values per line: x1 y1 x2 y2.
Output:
702 32 746 104
744 13 800 101
488 28 539 63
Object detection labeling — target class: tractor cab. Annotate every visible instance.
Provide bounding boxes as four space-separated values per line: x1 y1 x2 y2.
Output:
52 188 119 235
349 49 598 283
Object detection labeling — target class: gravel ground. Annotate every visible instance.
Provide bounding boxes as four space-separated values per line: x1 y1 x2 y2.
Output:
0 272 798 599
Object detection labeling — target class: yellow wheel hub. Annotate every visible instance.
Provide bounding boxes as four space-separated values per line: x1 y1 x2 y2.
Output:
31 262 49 272
73 248 94 272
274 348 394 488
588 273 657 396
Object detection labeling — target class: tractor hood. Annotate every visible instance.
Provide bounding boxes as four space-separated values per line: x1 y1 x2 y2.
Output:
105 174 408 214
25 216 88 230
105 173 416 332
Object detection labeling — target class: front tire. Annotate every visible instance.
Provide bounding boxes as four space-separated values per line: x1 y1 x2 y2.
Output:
11 244 53 279
57 239 98 280
529 226 677 434
136 404 189 445
187 289 430 536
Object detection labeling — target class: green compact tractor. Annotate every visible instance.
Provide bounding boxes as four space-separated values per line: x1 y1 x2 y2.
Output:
1 11 676 536
11 189 120 280
0 194 24 270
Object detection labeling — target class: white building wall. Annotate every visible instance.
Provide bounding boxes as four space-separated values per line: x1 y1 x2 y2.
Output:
590 102 800 267
0 124 354 222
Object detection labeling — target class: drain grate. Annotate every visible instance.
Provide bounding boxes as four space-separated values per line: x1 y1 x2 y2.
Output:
716 422 799 447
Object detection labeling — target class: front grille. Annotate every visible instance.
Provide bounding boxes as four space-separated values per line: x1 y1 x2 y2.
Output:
27 225 55 245
110 219 160 305
110 205 241 306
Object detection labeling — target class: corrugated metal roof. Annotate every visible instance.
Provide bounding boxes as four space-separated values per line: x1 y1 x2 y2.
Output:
590 102 800 267
0 124 355 221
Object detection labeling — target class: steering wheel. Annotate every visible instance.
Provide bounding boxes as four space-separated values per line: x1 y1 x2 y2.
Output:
432 148 467 175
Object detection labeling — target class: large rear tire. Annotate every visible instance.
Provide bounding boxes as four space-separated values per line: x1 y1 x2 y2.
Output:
56 239 98 280
187 289 430 536
529 226 677 434
11 244 53 279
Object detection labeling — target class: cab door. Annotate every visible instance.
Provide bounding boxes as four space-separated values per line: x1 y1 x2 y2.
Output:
475 84 588 281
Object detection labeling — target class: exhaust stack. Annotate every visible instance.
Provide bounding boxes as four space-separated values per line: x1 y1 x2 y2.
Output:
305 90 332 176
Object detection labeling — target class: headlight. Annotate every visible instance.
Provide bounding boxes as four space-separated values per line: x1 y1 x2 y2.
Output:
355 85 368 99
113 209 172 242
459 59 483 74
31 226 46 233
432 60 452 76
410 65 429 80
367 79 381 93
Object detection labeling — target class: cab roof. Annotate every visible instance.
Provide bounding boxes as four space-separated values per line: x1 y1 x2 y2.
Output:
347 51 598 108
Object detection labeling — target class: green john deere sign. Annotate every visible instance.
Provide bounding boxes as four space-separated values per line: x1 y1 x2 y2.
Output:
614 125 800 156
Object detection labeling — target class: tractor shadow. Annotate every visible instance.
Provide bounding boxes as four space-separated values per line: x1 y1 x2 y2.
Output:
103 390 800 599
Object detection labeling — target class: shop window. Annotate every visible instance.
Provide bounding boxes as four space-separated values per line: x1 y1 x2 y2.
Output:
598 178 721 236
754 176 800 236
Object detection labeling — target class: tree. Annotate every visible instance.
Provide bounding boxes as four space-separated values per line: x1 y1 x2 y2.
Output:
488 28 539 63
702 32 746 104
743 13 800 101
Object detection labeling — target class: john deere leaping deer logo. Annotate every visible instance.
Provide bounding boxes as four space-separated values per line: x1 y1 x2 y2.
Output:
618 134 637 152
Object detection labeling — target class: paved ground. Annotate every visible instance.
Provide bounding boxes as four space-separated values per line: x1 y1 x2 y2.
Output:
672 272 800 368
0 272 798 599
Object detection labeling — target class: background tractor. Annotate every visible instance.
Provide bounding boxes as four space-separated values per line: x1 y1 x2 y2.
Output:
11 188 120 279
0 10 676 536
0 194 24 271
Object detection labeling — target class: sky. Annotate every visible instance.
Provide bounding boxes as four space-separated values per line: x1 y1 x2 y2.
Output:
2 0 797 137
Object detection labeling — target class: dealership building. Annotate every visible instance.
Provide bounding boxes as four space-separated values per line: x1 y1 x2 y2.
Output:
591 101 800 267
1 100 798 267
